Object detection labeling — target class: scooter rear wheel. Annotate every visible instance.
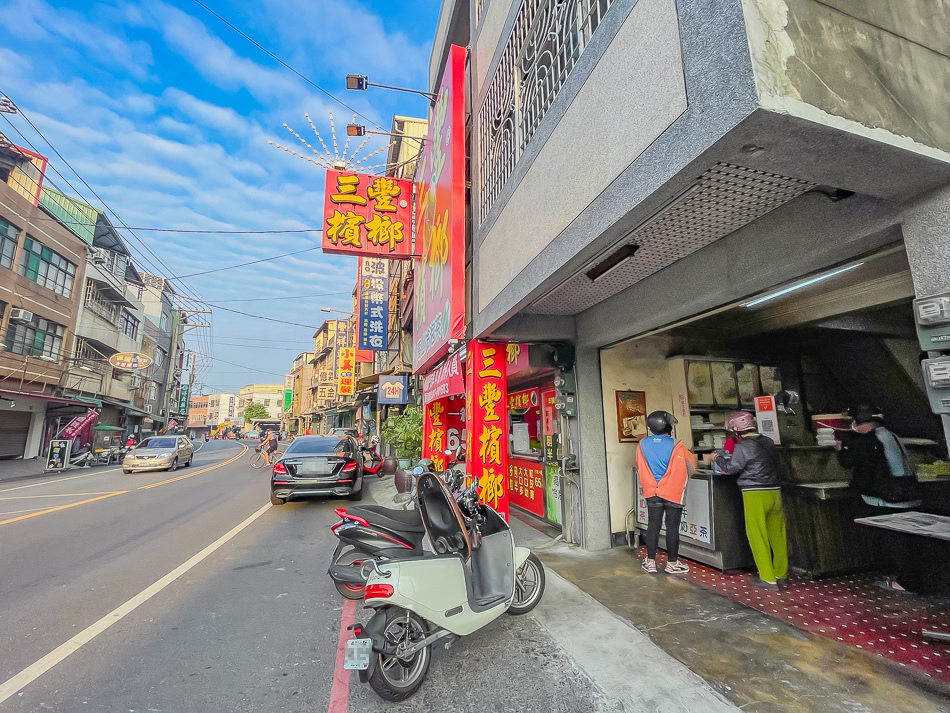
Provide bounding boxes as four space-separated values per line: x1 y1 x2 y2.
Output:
333 548 369 600
368 608 431 701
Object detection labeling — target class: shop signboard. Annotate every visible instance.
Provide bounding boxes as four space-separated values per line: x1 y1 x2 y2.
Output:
108 352 153 370
509 459 545 518
422 347 465 405
636 478 712 546
358 258 389 350
177 384 190 416
466 340 509 519
378 375 408 404
754 395 781 444
505 343 530 375
544 464 562 526
914 293 950 350
412 44 467 374
60 408 98 439
45 439 71 472
322 170 412 258
338 347 355 396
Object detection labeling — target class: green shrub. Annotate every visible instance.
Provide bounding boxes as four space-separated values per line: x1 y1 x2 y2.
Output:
381 407 423 460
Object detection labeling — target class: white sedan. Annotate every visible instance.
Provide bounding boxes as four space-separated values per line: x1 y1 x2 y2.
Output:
123 435 194 474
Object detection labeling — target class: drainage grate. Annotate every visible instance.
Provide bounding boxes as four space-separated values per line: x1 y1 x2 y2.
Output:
525 163 814 315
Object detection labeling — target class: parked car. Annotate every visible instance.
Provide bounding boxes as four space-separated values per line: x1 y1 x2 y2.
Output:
245 430 259 440
270 435 363 505
329 427 359 439
123 435 194 474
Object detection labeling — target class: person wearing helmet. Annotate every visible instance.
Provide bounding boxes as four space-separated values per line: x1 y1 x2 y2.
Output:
714 411 787 590
636 410 697 575
836 405 921 591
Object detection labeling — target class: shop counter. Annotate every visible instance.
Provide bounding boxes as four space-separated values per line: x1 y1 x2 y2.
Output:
854 512 950 594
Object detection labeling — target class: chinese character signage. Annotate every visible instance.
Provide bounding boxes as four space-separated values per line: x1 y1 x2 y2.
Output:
508 460 545 518
177 384 190 415
108 352 153 370
322 171 413 258
466 340 509 519
412 44 467 374
338 347 355 396
60 408 99 439
754 395 781 444
359 258 389 350
378 375 408 404
636 476 711 545
422 346 465 405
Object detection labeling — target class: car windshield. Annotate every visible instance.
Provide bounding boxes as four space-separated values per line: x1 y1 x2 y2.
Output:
139 438 177 449
284 436 350 456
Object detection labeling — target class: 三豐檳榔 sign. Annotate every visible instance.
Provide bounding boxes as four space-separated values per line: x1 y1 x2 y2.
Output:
323 171 413 258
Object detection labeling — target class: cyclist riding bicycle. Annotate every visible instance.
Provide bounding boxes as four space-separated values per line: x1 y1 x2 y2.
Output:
263 428 279 466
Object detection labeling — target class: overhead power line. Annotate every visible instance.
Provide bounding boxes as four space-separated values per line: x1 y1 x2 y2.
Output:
174 246 322 278
202 291 351 303
200 301 322 329
22 217 324 234
193 0 377 126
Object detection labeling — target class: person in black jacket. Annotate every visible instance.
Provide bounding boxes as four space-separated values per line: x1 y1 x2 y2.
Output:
714 411 787 590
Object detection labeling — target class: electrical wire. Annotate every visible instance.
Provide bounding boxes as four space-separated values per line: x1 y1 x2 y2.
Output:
201 291 350 303
192 0 377 126
20 217 324 234
173 246 322 278
200 302 321 329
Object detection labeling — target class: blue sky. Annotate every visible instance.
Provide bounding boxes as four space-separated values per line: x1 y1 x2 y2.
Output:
0 0 441 392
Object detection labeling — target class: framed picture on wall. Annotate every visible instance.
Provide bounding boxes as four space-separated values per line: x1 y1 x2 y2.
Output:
616 391 648 442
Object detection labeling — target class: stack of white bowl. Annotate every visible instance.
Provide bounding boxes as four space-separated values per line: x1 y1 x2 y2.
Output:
816 427 837 447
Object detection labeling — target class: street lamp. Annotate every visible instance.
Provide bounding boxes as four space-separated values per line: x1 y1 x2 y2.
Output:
321 308 355 316
345 74 437 102
346 124 427 145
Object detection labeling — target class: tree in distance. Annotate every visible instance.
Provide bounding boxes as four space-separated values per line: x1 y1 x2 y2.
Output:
243 402 269 423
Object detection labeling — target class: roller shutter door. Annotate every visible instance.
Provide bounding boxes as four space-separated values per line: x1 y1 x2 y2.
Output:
0 410 31 458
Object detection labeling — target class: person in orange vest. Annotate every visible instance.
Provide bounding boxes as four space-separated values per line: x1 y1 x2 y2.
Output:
636 411 697 575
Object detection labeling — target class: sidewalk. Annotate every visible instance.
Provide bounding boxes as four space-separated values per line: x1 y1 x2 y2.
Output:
367 475 948 712
0 457 112 484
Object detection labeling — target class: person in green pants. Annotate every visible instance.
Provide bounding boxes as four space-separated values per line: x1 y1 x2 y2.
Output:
713 412 788 590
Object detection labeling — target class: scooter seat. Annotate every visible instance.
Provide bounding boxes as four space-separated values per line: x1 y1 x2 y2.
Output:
347 505 426 533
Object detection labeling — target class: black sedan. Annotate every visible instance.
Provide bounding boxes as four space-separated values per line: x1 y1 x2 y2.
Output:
270 435 363 505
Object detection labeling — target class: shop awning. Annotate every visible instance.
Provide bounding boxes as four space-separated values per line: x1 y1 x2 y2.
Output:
356 369 394 389
74 395 103 407
92 425 123 431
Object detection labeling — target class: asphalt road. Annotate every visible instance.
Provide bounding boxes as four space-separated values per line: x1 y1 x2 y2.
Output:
0 440 620 713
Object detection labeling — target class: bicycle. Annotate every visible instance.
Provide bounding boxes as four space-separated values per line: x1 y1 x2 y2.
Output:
250 445 283 469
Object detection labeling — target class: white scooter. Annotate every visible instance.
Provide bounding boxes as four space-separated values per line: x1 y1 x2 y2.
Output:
344 472 546 701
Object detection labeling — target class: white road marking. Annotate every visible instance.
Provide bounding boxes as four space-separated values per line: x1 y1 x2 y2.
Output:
0 501 273 704
0 470 121 494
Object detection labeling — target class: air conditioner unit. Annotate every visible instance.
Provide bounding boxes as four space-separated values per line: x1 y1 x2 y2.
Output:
9 308 33 323
90 248 107 265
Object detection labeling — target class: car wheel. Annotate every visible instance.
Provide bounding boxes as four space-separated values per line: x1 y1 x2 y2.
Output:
123 470 131 474
185 457 192 467
167 457 178 472
270 491 285 505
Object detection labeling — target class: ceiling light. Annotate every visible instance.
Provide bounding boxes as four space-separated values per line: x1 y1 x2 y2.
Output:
742 263 863 308
585 244 639 282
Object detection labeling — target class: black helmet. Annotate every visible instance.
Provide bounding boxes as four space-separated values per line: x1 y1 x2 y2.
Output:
646 410 678 435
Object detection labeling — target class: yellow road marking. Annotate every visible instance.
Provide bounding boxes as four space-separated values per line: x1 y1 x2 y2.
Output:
0 492 128 526
0 502 273 704
137 445 248 490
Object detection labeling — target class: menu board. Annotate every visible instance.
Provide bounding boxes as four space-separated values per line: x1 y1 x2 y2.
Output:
686 361 714 406
736 364 758 407
710 362 738 407
45 439 71 471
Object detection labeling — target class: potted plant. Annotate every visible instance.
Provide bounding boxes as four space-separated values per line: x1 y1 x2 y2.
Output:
382 407 423 468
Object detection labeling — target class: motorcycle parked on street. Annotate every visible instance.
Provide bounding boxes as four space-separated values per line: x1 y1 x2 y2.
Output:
327 453 466 600
343 471 545 701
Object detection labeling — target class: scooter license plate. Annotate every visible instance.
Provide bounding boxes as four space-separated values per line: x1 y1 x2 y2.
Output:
343 638 373 670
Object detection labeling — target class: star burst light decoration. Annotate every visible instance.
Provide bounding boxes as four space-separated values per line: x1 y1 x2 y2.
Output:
268 110 395 172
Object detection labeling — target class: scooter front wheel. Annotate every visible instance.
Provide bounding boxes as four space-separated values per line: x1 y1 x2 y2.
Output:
368 608 431 701
508 553 545 615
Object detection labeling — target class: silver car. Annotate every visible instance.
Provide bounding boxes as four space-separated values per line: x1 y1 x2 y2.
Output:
123 435 194 474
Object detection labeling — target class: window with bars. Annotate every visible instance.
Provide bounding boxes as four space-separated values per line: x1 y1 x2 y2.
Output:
5 310 65 360
19 236 77 297
83 279 119 324
0 217 19 270
476 0 615 223
120 311 139 340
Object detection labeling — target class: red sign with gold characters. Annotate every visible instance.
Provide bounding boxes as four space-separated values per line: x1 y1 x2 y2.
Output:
337 347 356 396
508 459 545 518
322 171 413 258
412 44 467 374
465 340 509 519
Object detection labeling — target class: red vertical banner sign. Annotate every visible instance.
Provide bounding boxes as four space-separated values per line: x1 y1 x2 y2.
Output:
412 44 467 374
423 399 448 472
467 340 509 520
